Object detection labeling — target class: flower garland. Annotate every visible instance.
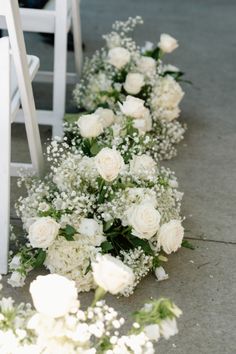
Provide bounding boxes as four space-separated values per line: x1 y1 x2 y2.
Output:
9 143 184 294
0 264 182 353
70 16 186 161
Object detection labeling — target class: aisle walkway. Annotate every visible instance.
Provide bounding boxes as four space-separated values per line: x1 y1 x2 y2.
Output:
3 1 236 353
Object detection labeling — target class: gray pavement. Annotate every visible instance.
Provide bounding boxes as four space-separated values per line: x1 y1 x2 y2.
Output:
3 0 236 353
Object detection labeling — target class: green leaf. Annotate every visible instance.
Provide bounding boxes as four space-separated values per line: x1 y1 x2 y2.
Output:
97 178 107 204
104 220 114 232
126 234 154 255
182 239 195 250
152 256 161 268
90 142 102 156
85 262 92 274
64 113 81 124
145 46 160 60
60 224 76 241
33 250 46 268
101 241 114 253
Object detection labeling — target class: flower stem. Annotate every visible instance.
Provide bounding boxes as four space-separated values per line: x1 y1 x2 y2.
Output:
91 287 106 307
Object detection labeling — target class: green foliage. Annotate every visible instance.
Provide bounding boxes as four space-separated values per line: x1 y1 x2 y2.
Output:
138 84 152 101
101 241 114 253
144 46 161 60
38 208 62 221
60 224 76 241
97 178 107 204
90 141 101 155
32 249 46 268
132 298 181 332
152 255 161 269
64 113 81 124
181 239 195 250
126 234 154 256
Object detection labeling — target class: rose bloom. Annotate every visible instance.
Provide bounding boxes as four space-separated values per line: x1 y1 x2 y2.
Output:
28 217 60 249
95 107 115 128
133 109 152 133
91 254 134 294
30 274 79 318
126 203 161 239
130 154 157 180
95 147 124 182
136 56 156 76
158 219 184 254
77 113 104 138
119 95 148 119
158 33 178 53
107 47 131 69
124 73 145 95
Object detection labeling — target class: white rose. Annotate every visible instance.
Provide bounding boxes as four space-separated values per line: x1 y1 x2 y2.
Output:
24 217 39 232
95 147 124 182
160 318 178 339
158 220 184 254
95 107 115 128
136 56 156 75
30 274 78 318
107 47 131 69
144 324 160 341
127 203 161 239
124 73 145 95
155 266 169 281
133 109 152 133
158 33 178 53
28 217 60 249
77 113 104 138
119 95 148 119
91 254 134 294
130 154 157 180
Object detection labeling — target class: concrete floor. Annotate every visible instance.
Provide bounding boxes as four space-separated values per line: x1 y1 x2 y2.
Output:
2 0 236 353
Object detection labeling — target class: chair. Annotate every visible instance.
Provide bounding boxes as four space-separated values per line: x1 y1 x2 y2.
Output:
0 0 83 137
0 0 44 274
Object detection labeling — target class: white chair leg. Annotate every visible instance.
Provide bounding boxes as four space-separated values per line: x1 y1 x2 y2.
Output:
52 0 68 137
0 126 11 274
0 38 11 274
5 0 44 176
71 0 83 78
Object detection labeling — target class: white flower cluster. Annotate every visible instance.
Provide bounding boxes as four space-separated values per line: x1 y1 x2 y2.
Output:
10 144 184 293
72 16 186 161
0 274 181 353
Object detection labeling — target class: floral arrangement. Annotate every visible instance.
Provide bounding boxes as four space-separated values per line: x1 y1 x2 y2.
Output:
70 16 186 161
1 258 182 353
9 142 184 294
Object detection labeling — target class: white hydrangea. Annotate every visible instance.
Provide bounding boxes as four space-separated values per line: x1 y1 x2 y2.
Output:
150 75 184 121
44 236 99 292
